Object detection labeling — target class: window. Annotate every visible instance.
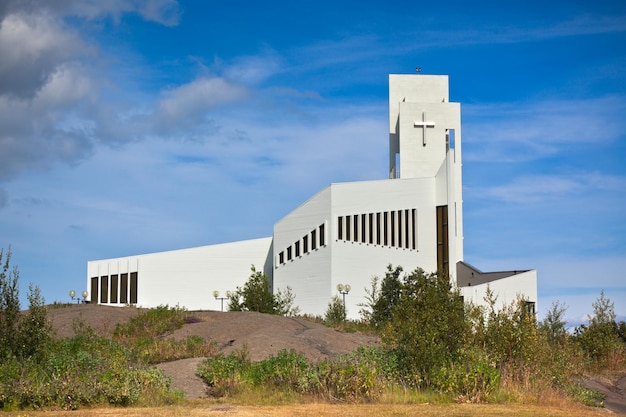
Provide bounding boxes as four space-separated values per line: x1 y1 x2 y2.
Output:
319 223 325 246
346 215 351 240
130 272 138 304
120 273 128 303
361 214 366 243
404 209 410 248
412 209 417 250
279 251 285 264
376 213 381 244
311 230 317 250
397 210 402 247
110 274 118 303
368 213 374 244
303 235 309 253
338 217 343 240
100 276 108 303
390 211 396 246
353 215 359 242
295 241 300 257
287 246 292 261
383 212 388 246
90 277 98 303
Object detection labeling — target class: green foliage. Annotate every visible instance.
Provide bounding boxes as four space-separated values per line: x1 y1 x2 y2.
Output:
574 291 624 369
113 305 215 364
0 321 182 410
539 301 569 347
381 267 467 387
324 295 346 325
361 265 404 330
198 346 396 402
0 247 21 359
229 266 298 315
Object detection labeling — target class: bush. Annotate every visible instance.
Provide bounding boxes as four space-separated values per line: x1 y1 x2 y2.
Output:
113 305 215 364
228 266 299 315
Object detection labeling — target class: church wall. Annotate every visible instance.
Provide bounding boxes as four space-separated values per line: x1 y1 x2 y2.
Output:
460 269 538 311
328 178 439 320
272 186 333 317
87 237 272 311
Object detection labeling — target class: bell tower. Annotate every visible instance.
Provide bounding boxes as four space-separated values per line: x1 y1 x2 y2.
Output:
388 74 464 278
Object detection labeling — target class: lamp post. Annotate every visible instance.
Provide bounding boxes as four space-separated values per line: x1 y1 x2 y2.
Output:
81 290 89 304
213 290 232 312
336 284 351 319
69 290 76 304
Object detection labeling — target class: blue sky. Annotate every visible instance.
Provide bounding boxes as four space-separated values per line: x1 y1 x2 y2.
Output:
1 0 624 325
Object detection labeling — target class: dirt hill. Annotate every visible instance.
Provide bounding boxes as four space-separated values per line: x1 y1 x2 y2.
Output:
47 304 380 398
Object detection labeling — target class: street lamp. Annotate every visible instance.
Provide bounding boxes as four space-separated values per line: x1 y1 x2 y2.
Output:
213 290 232 312
336 284 351 319
69 290 76 304
81 290 89 304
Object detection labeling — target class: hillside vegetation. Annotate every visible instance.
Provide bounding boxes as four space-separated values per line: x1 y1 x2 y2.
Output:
1 248 625 412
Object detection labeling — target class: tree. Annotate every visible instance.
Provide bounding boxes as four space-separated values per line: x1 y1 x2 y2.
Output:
324 295 346 325
0 246 21 358
0 246 52 362
228 266 298 315
574 291 623 367
381 267 466 385
539 301 569 347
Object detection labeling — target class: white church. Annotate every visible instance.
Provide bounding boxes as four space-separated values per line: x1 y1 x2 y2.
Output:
87 74 537 319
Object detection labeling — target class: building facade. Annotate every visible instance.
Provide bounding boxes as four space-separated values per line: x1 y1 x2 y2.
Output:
87 74 537 318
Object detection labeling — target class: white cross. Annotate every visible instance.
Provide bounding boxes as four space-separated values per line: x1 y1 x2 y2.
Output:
414 112 436 146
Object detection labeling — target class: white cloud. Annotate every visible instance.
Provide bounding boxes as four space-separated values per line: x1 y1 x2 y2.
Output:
463 96 626 162
476 172 626 204
0 12 89 98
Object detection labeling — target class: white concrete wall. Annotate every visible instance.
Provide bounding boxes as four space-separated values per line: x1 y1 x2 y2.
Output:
273 177 443 320
460 269 538 311
87 237 272 311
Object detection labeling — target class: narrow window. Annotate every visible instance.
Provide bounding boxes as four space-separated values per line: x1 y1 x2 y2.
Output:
110 274 119 303
368 213 374 244
130 272 138 304
346 215 351 241
279 251 285 264
303 235 309 253
100 276 109 303
397 210 402 248
311 229 317 250
338 217 343 240
383 212 388 246
90 277 98 303
390 211 396 247
120 273 128 304
412 209 417 250
405 209 410 249
353 215 359 242
361 214 366 243
319 223 325 246
295 241 300 257
287 246 292 261
376 213 381 244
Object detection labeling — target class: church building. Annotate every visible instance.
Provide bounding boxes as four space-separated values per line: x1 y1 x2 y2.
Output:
87 74 537 318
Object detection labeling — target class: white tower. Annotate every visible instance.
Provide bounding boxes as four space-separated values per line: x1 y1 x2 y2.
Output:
388 74 464 281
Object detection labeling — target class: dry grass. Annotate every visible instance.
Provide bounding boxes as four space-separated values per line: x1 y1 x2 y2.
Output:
0 401 609 417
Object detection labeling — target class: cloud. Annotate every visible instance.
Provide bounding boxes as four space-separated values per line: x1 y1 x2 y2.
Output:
0 12 89 98
475 172 626 204
157 76 249 122
463 96 626 162
2 0 181 26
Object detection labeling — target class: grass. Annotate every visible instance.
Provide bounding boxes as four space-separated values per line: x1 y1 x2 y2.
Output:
0 401 611 417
